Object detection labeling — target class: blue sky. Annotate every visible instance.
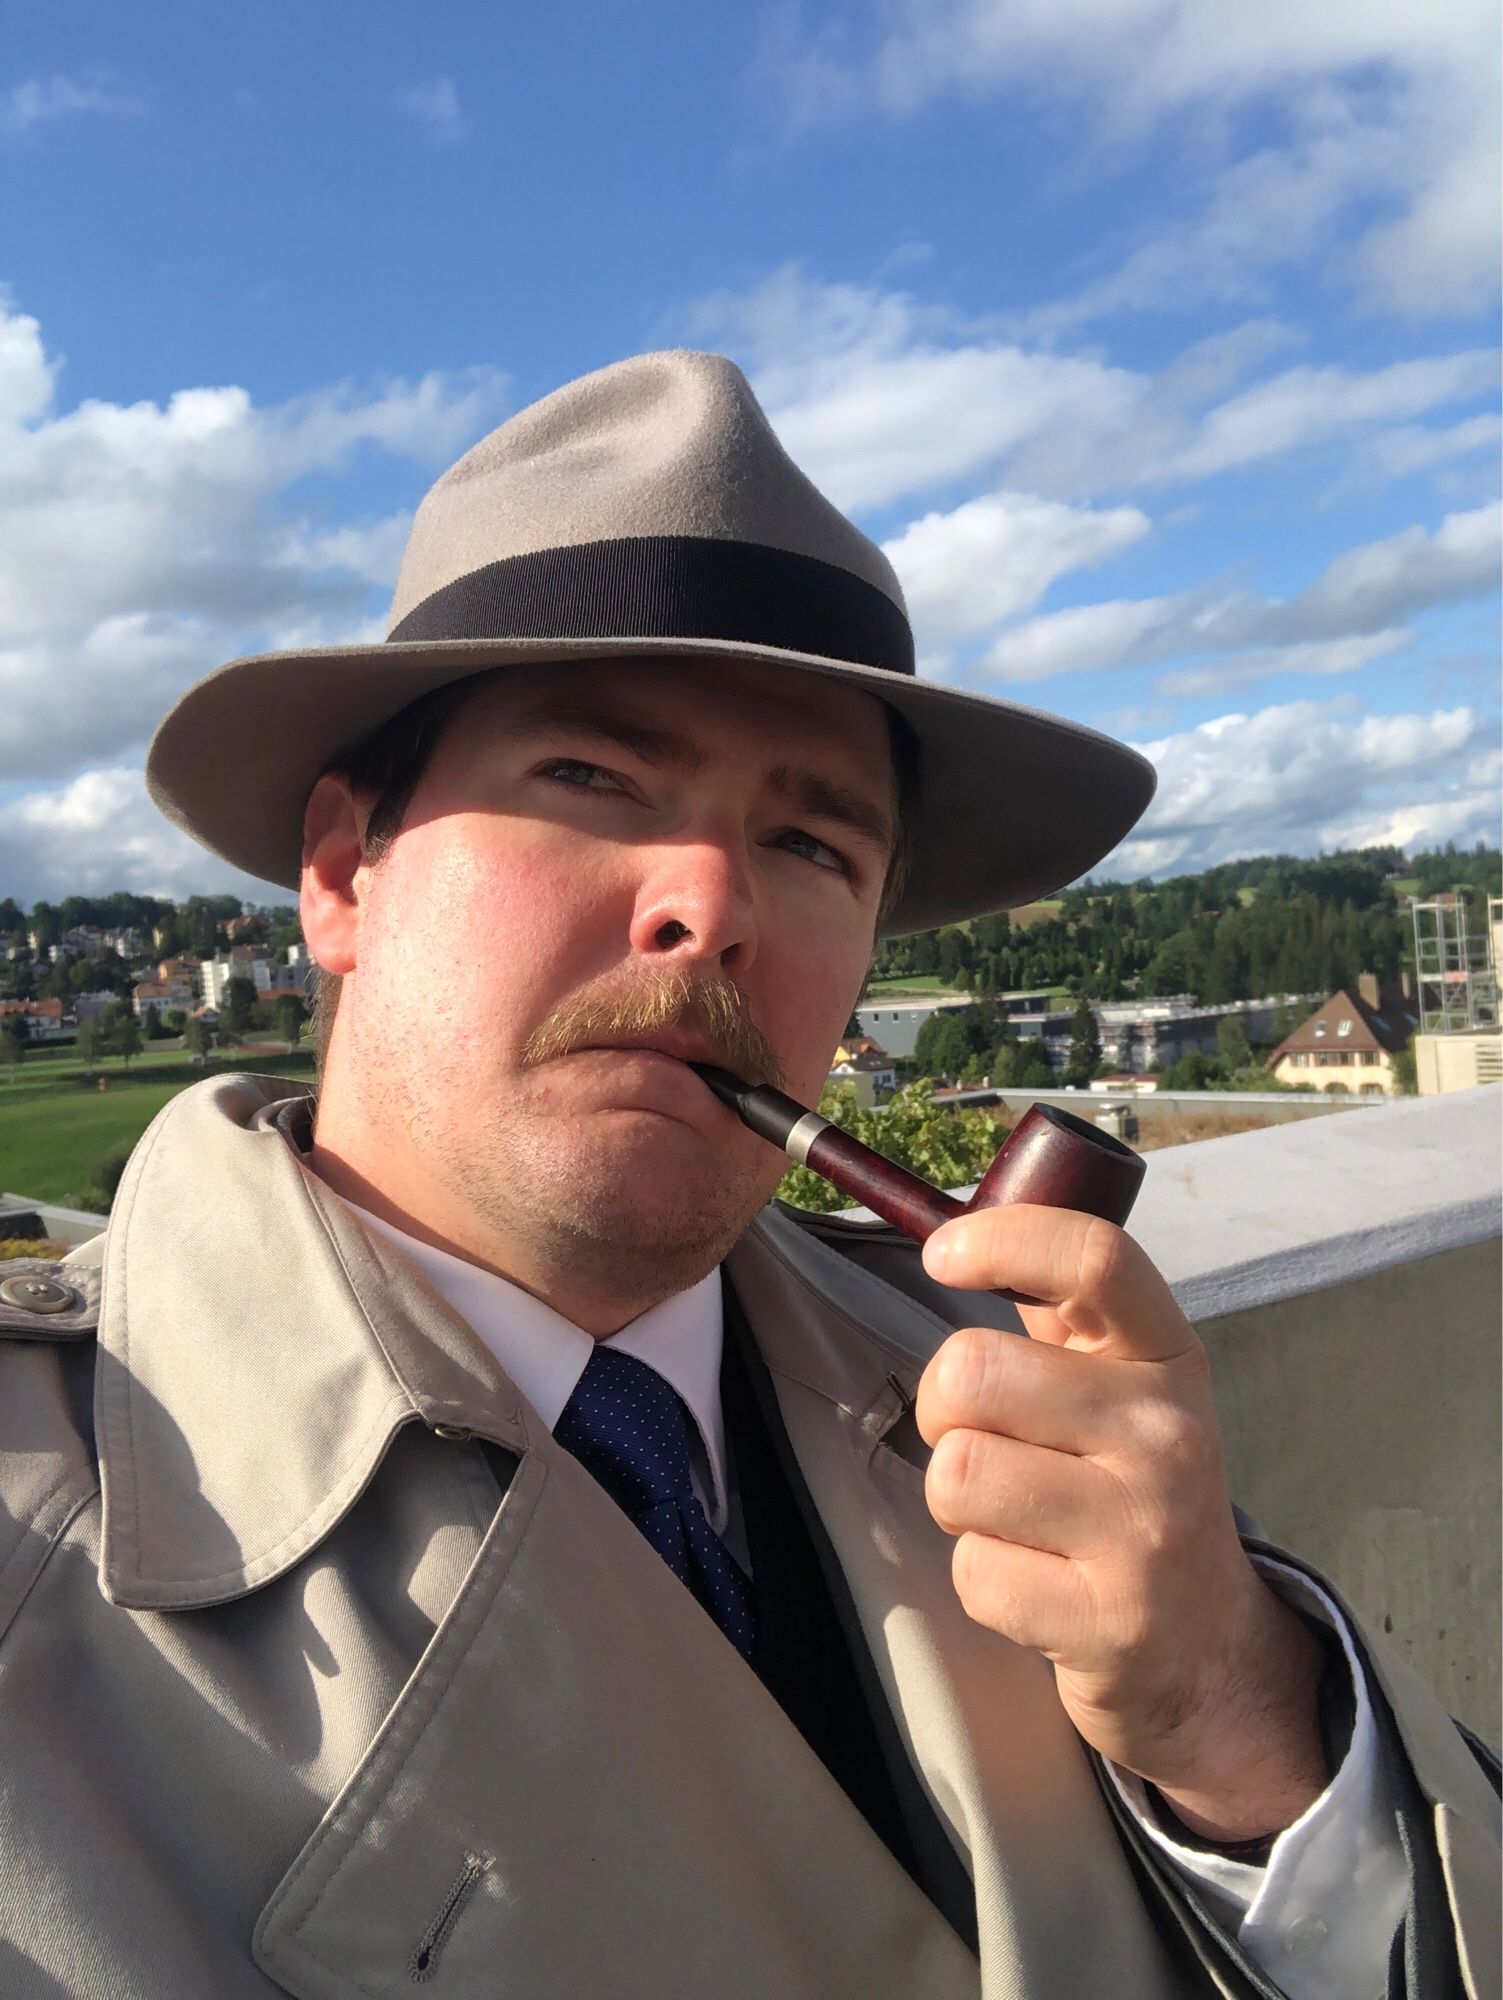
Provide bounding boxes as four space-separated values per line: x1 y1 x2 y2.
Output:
2 0 1498 905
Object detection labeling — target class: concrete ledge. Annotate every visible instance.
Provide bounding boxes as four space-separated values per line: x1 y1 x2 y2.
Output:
0 1194 110 1246
1125 1085 1500 1323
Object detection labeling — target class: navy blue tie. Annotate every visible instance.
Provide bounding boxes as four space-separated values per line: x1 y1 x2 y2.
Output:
554 1344 755 1662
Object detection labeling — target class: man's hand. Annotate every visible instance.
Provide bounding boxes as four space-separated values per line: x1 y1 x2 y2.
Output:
916 1203 1329 1843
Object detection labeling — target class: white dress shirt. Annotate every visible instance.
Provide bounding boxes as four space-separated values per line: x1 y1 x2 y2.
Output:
340 1196 1408 1999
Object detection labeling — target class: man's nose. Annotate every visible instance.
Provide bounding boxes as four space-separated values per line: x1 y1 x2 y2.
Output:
628 839 758 975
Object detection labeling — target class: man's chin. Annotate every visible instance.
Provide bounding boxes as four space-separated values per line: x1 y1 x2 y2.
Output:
554 1138 774 1266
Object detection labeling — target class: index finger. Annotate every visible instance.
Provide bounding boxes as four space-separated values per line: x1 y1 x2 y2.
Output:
921 1203 1199 1365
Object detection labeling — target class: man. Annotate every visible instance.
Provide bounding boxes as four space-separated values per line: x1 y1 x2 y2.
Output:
0 352 1495 1998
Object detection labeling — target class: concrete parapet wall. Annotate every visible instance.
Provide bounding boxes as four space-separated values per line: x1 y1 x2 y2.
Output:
1129 1086 1502 1739
1202 1240 1501 1737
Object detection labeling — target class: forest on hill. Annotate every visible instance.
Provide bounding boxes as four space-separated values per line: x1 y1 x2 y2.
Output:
872 842 1501 1006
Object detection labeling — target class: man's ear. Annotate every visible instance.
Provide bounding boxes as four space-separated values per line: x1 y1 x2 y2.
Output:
300 773 368 977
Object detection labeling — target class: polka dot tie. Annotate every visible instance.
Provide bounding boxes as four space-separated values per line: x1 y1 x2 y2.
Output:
554 1344 755 1662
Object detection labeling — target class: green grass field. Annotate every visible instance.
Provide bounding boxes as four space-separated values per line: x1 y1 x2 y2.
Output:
0 1048 316 1210
861 977 968 997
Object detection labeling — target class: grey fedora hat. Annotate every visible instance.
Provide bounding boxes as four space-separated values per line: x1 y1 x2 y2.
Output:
146 349 1155 934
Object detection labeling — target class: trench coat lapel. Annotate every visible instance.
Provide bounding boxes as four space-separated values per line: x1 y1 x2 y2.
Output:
725 1206 1195 1992
252 1411 984 1999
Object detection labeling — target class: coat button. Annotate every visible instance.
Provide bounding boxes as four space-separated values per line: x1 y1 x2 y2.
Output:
0 1274 77 1314
432 1423 474 1441
1283 1915 1328 1959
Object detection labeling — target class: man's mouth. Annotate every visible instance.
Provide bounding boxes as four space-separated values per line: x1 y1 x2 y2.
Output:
575 1032 747 1074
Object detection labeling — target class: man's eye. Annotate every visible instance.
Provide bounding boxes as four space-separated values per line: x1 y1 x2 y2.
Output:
539 759 621 791
777 827 847 873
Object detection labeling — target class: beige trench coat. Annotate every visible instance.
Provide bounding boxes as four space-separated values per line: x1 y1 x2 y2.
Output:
0 1075 1497 1998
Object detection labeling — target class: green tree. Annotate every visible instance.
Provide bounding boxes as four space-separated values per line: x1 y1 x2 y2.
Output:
912 1012 971 1080
75 1014 103 1073
273 993 306 1050
1215 1015 1253 1078
108 1008 143 1067
1022 1039 1060 1087
1158 1048 1215 1090
1388 1046 1417 1096
183 1015 215 1065
935 927 969 985
0 1013 27 1079
88 1142 135 1212
221 976 258 1043
1063 999 1102 1088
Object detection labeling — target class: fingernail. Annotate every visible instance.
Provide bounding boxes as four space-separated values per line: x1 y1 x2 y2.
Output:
925 1236 953 1278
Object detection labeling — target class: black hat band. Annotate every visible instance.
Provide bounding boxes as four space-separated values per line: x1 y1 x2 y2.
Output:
387 534 916 677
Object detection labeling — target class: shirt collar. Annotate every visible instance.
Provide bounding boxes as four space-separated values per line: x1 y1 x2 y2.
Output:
338 1200 730 1532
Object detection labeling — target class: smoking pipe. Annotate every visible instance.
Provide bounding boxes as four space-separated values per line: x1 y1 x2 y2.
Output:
687 1062 1145 1306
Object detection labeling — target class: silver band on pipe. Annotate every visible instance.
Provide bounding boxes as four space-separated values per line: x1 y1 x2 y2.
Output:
784 1111 829 1165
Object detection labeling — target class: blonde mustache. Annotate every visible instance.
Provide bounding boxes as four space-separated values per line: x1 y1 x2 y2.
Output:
520 972 785 1090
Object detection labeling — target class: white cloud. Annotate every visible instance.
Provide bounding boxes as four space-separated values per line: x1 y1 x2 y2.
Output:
0 766 283 905
1292 501 1502 634
0 297 56 425
689 266 1496 511
982 594 1178 681
396 77 466 142
1092 702 1176 738
0 297 509 784
1153 630 1412 698
1100 696 1498 877
882 490 1149 640
771 340 1140 515
1165 353 1498 483
686 265 1144 509
1364 412 1500 481
984 501 1502 681
766 0 1500 322
1317 789 1502 856
1 73 144 137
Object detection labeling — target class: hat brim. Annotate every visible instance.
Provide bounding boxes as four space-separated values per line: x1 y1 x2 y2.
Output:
145 635 1156 935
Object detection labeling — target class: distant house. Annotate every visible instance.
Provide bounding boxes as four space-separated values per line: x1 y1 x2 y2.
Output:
132 981 174 1024
252 960 310 998
1265 988 1416 1098
0 997 66 1040
48 925 103 963
832 1033 888 1064
827 1046 898 1107
148 956 201 1010
200 947 267 1008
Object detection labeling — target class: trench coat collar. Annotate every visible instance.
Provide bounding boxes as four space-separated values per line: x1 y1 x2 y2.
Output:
95 1074 533 1609
92 1074 924 1614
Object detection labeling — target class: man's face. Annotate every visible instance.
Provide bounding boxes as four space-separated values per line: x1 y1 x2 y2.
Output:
314 658 896 1309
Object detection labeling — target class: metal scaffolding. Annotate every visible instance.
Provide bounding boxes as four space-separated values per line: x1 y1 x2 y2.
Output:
1411 893 1500 1033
